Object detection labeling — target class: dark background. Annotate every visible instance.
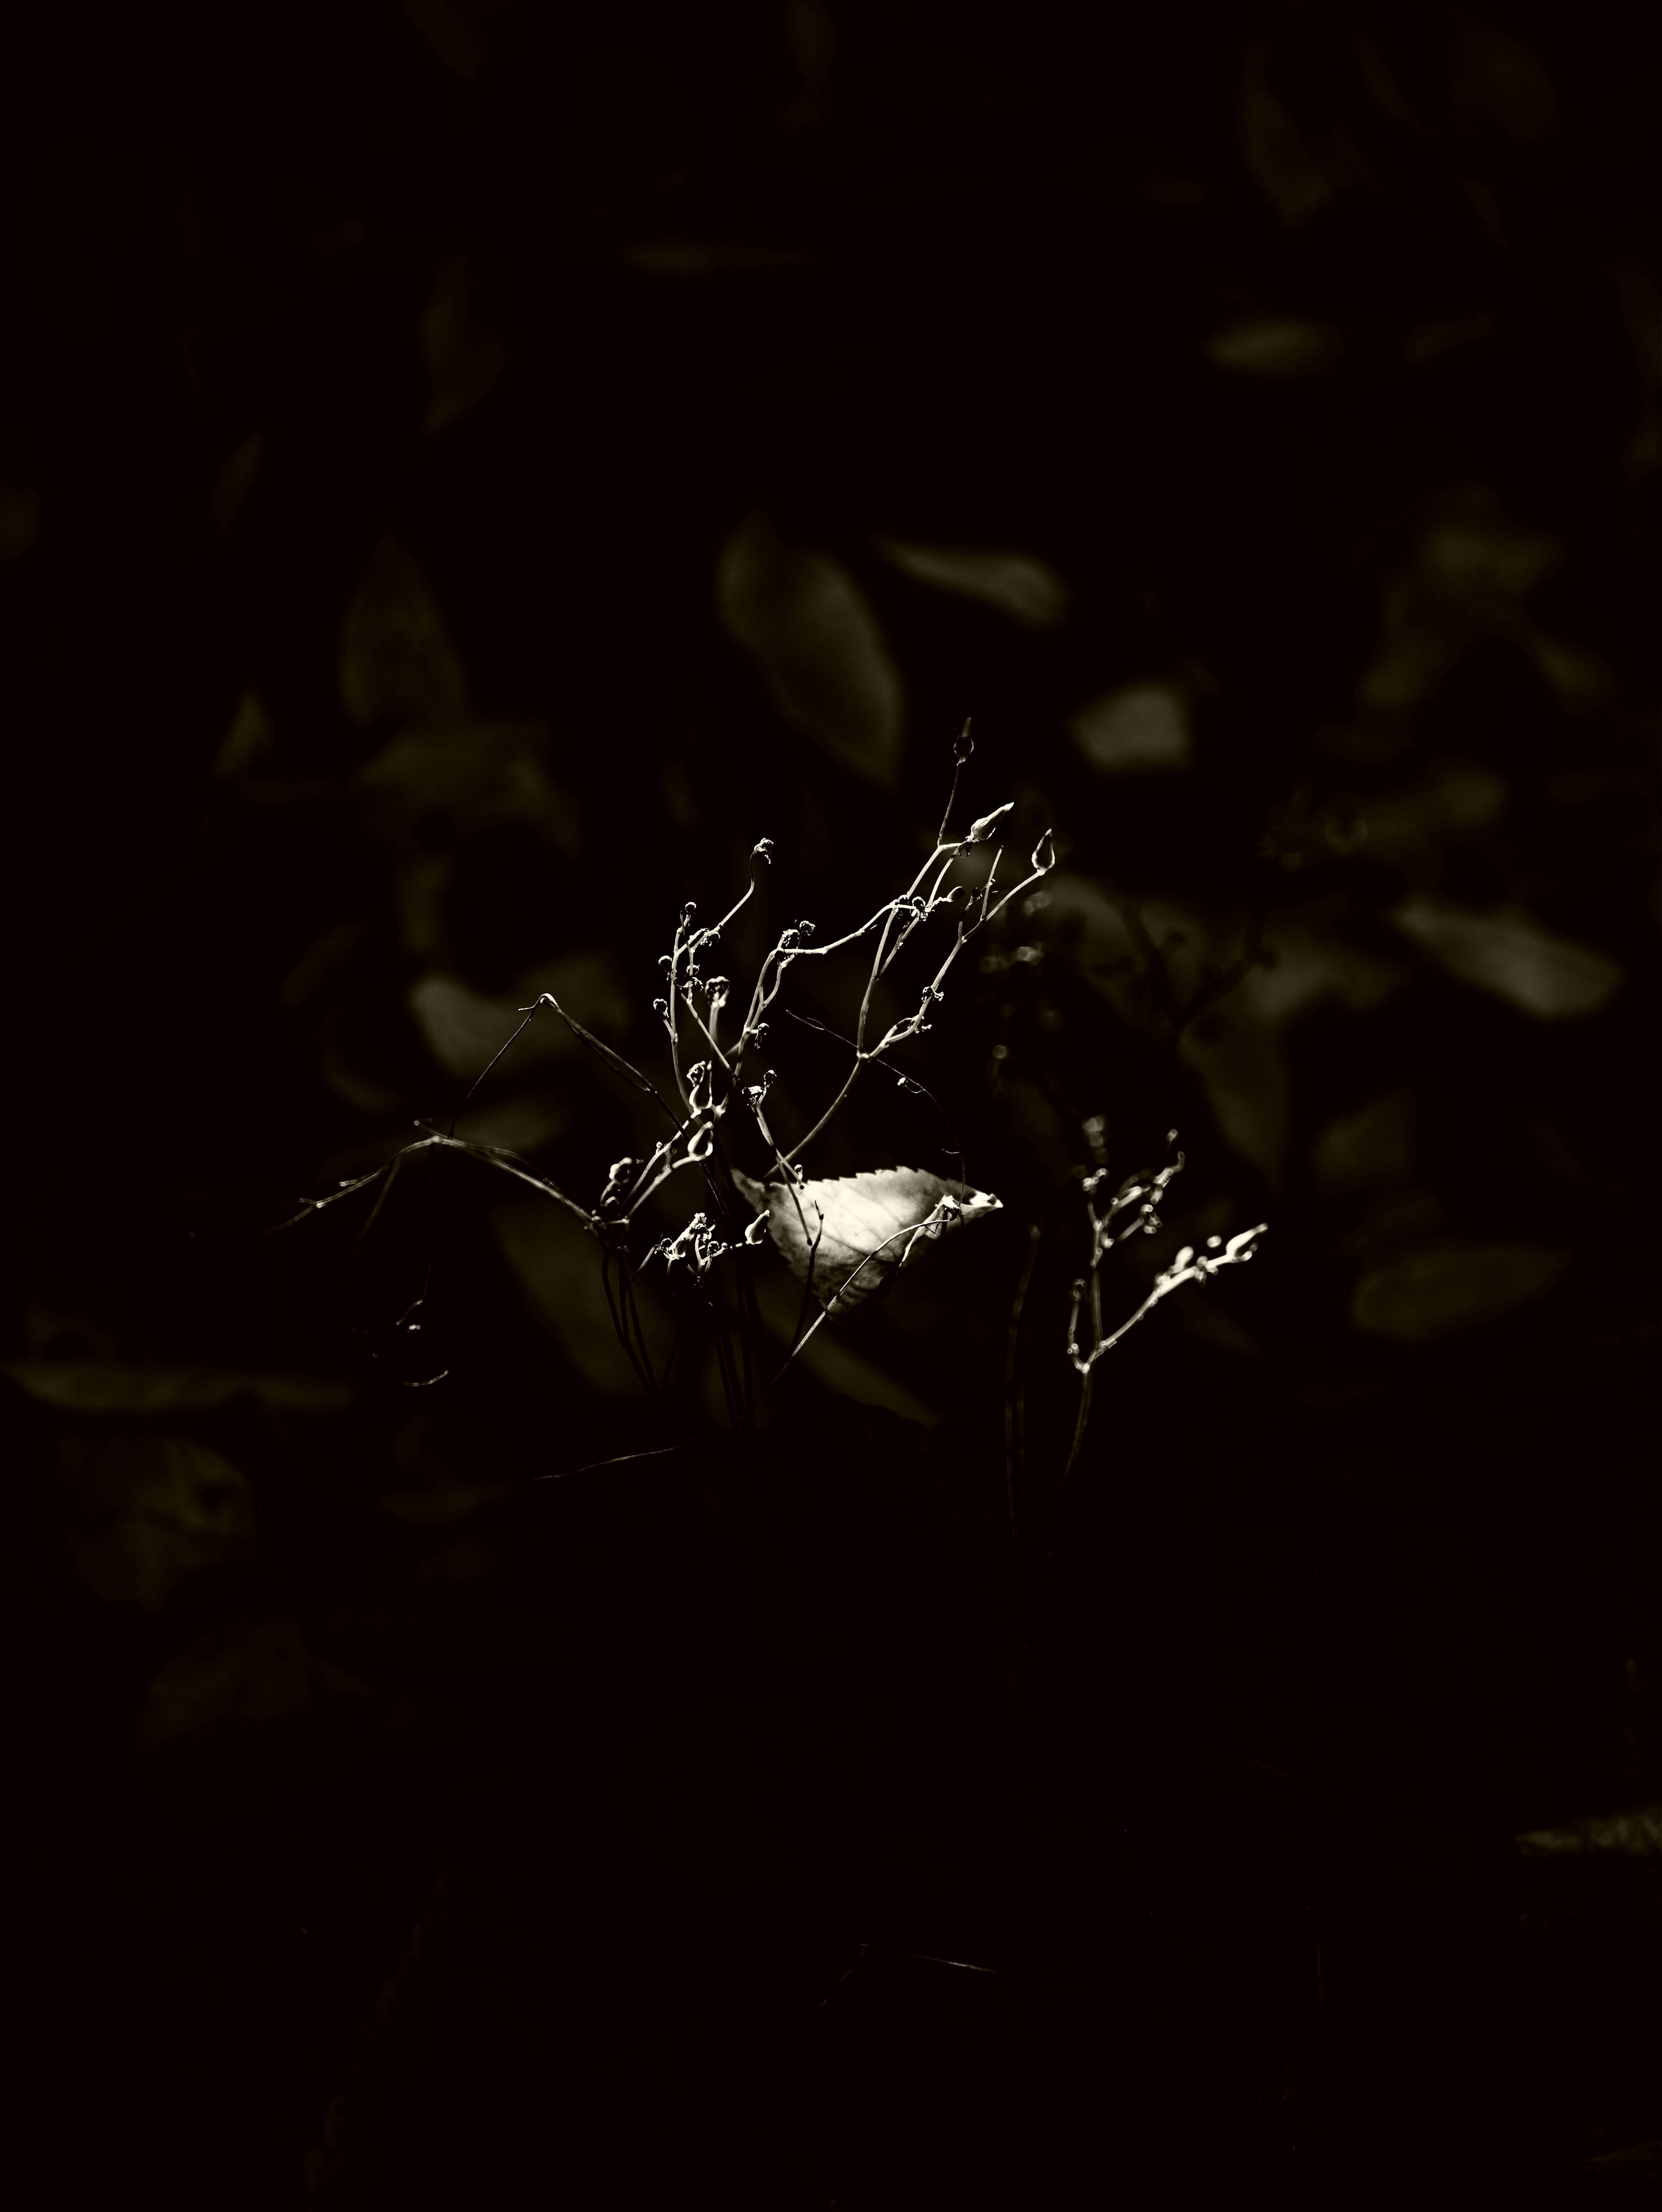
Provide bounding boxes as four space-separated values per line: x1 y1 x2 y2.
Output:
5 3 1662 2205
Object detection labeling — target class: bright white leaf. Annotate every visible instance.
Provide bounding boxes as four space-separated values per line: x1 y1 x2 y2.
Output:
1387 895 1622 1019
874 537 1070 628
1350 1237 1571 1342
715 512 904 787
731 1165 1001 1316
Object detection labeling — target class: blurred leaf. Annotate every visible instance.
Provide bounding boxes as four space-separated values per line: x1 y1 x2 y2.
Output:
320 1051 403 1115
1203 315 1343 376
1387 896 1623 1019
715 511 905 787
1359 756 1511 871
1453 23 1561 146
1526 632 1616 713
1615 265 1662 390
57 1432 254 1609
786 0 836 88
1356 34 1413 122
1179 1016 1292 1192
750 1270 942 1425
1337 1186 1443 1257
1627 411 1662 482
395 853 454 956
0 479 42 559
354 720 580 848
400 0 480 79
212 688 274 780
623 238 807 276
1357 486 1566 718
1310 1088 1417 1195
490 1196 673 1392
1066 682 1192 773
1178 918 1407 1190
731 1165 1001 1317
1238 44 1352 227
874 537 1070 628
1516 1803 1662 1858
450 1093 571 1154
1402 315 1493 367
280 920 362 1008
1418 492 1562 604
135 1613 373 1750
209 431 262 531
4 1360 351 1413
378 1482 510 1524
339 537 470 730
1585 2141 1662 2170
1349 1238 1571 1342
407 950 628 1079
420 255 505 432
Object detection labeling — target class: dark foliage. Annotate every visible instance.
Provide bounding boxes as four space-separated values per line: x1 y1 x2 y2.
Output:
5 3 1662 2204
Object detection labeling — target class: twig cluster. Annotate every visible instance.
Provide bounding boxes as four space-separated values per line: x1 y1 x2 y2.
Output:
1057 1129 1266 1493
277 725 1056 1427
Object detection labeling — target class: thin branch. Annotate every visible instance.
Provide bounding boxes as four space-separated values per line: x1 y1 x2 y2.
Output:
1004 1222 1043 1543
519 991 679 1119
765 1201 960 1386
530 1445 686 1485
1115 898 1184 1034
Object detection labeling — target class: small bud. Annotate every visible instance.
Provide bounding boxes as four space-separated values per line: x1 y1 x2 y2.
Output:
1031 827 1056 872
652 998 667 1018
797 919 815 939
953 719 974 763
965 800 1015 845
752 838 773 863
1174 1245 1195 1270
